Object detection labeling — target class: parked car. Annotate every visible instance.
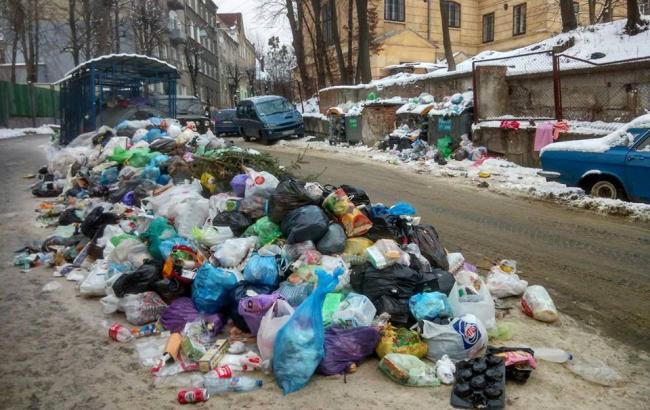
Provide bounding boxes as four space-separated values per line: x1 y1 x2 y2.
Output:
154 95 213 134
539 124 650 203
213 109 238 136
234 95 304 144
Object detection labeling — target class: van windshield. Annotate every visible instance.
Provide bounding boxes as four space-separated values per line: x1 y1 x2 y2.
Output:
256 99 293 116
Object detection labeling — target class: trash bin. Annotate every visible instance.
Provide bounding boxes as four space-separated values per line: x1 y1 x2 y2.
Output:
428 110 473 146
345 115 362 144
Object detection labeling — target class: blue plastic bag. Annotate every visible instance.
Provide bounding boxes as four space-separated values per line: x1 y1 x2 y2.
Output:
409 291 453 321
273 268 342 394
388 201 416 216
192 263 239 314
243 253 279 286
142 165 161 182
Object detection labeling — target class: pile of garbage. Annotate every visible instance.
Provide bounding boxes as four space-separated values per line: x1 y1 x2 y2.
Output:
22 118 622 406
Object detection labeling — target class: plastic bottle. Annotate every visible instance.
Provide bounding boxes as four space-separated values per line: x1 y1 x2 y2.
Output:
204 376 263 394
565 357 623 386
533 347 572 363
102 320 134 342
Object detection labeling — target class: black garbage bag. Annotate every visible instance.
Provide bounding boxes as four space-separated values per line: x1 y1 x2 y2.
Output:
112 259 163 297
280 205 330 244
80 206 119 238
58 208 82 226
41 234 84 252
316 223 346 254
213 211 252 237
408 224 448 270
267 179 320 223
366 214 408 242
32 180 62 197
149 137 178 154
228 281 276 332
351 263 422 327
151 278 190 304
417 268 455 295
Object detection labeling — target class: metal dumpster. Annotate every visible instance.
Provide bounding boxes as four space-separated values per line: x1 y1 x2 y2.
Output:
427 110 473 146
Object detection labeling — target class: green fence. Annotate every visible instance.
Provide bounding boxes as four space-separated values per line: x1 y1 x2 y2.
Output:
0 81 59 126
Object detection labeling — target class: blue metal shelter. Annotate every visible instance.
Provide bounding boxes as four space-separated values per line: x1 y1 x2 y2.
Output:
58 54 180 144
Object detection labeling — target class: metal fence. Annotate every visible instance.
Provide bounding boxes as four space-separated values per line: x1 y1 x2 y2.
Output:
0 81 59 127
472 52 650 123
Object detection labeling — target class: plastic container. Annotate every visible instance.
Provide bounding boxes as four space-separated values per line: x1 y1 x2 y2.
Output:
204 376 263 394
533 347 572 363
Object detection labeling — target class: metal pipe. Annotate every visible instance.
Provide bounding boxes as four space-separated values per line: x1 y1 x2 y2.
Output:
472 60 479 123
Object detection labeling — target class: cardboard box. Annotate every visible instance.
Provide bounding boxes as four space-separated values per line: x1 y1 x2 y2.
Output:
198 339 229 373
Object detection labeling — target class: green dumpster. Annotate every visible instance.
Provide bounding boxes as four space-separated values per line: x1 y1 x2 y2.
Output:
345 115 362 144
427 110 473 146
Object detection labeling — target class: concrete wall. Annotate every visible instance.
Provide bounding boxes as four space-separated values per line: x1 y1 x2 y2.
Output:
303 116 330 138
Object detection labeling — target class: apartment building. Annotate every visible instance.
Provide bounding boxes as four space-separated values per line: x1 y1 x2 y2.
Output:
305 0 636 81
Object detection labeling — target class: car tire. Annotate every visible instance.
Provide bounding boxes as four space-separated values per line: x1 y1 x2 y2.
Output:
241 129 251 142
590 179 625 200
259 131 271 145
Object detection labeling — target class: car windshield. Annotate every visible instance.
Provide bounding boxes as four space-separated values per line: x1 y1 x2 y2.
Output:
215 110 235 120
176 99 205 115
256 99 293 116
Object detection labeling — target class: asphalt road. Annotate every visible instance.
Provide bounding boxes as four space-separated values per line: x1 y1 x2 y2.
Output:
240 139 650 352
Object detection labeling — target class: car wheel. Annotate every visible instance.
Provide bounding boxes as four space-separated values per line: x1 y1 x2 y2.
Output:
241 129 251 142
259 131 271 145
590 179 621 200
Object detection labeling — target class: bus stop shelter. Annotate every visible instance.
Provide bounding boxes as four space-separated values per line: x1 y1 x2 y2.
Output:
57 54 180 144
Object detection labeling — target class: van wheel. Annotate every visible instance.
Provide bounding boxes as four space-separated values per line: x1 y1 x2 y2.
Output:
589 178 626 200
241 129 251 142
259 131 271 145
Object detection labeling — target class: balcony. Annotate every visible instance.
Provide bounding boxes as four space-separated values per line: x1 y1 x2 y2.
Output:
167 0 184 10
169 28 186 45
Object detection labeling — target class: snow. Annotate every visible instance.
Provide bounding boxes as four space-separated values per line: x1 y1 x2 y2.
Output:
542 114 650 153
276 136 650 221
341 96 407 117
321 18 650 93
63 54 178 77
0 126 55 140
473 119 624 136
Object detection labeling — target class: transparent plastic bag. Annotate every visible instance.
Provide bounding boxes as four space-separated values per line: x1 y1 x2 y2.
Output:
365 239 407 269
521 285 558 323
486 260 528 298
257 299 295 366
212 237 257 267
80 260 108 296
122 291 168 325
379 353 440 387
448 274 496 330
331 292 377 328
191 225 233 248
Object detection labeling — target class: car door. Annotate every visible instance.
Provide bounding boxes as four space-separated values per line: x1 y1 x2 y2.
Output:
243 102 257 137
624 132 650 202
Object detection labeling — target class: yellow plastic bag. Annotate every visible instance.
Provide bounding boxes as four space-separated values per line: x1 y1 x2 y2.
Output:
376 324 428 359
200 172 217 194
344 237 374 256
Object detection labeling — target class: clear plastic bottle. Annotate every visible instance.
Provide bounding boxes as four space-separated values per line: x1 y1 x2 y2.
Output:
101 320 134 342
533 347 572 363
565 357 623 386
204 376 263 394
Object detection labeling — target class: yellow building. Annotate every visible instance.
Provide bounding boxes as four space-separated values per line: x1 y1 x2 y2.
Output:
303 0 632 81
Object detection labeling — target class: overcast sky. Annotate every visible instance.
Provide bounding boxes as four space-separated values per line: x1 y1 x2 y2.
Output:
213 0 292 47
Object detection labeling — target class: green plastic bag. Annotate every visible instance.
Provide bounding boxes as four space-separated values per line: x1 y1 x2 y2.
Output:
108 146 133 164
244 216 281 247
110 233 138 247
322 293 343 327
437 136 453 158
141 217 177 260
127 148 156 167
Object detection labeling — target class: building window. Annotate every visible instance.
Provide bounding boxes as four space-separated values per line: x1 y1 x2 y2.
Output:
384 0 405 22
513 3 526 36
482 13 494 42
641 0 650 15
448 2 461 28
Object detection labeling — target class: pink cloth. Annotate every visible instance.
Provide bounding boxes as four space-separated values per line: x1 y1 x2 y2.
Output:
534 122 555 151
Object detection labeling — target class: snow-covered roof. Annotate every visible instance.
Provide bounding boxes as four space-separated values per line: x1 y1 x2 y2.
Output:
541 114 650 153
63 54 178 78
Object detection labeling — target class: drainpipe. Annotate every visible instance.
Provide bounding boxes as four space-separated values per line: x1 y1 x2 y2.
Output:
426 0 431 41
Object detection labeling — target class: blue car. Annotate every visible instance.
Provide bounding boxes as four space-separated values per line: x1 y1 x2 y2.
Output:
213 109 239 136
540 127 650 203
234 95 304 145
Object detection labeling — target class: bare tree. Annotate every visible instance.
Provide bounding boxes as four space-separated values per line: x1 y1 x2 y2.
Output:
625 0 648 34
305 1 327 88
184 40 202 97
346 0 354 83
130 0 166 55
439 0 456 71
67 0 80 65
226 63 244 105
560 0 578 32
330 1 349 84
356 0 371 83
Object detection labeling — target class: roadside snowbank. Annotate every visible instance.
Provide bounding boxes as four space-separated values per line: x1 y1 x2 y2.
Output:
277 137 650 221
0 126 55 140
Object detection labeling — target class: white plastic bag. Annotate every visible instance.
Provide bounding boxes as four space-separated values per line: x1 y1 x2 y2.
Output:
169 197 209 238
122 291 168 325
108 238 150 271
331 293 376 328
486 270 528 298
521 285 558 322
135 336 168 366
80 260 108 296
100 294 122 314
421 314 488 361
448 274 496 330
207 193 242 223
143 181 203 217
192 225 234 248
257 299 295 367
435 355 456 384
365 239 407 269
244 169 279 199
212 236 257 267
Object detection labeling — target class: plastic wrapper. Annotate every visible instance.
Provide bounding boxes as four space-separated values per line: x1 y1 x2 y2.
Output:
280 205 329 244
316 326 381 375
272 268 341 394
191 263 239 314
212 237 257 267
409 292 453 321
242 253 279 286
379 353 440 387
238 293 284 336
122 291 168 325
521 285 558 323
331 293 377 328
159 297 226 335
257 299 295 366
316 224 346 254
376 324 428 359
135 335 168 366
421 314 488 361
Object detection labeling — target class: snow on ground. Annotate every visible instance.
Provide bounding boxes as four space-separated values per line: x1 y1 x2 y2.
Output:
0 126 55 140
277 136 650 221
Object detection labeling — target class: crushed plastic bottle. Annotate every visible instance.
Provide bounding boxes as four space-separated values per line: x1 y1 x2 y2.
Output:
565 356 624 386
533 347 572 363
204 375 263 394
101 320 134 342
